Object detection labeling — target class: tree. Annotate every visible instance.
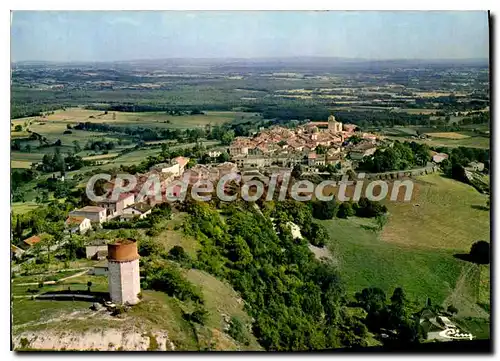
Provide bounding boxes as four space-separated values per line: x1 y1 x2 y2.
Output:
227 316 247 344
39 233 55 264
72 140 82 153
291 164 302 179
221 130 235 146
308 222 329 247
160 142 170 159
312 199 338 220
337 202 355 219
87 281 93 292
355 287 387 313
469 240 490 264
217 152 230 163
14 216 23 241
14 125 22 132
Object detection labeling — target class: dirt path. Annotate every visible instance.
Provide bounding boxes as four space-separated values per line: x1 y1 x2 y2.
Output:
14 269 90 286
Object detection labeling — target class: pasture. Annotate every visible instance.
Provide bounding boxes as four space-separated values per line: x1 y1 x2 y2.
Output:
318 174 490 337
424 132 470 139
384 134 489 149
382 174 490 250
12 107 257 131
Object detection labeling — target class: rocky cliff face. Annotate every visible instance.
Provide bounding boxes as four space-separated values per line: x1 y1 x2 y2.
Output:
13 329 174 351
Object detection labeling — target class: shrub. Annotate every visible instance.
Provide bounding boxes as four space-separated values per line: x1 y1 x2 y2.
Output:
112 305 127 316
188 307 208 325
167 245 192 266
337 202 355 219
227 316 248 344
142 262 204 303
469 241 490 264
138 238 162 257
20 338 30 349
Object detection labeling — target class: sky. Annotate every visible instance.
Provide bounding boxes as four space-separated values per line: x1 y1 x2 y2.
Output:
10 11 489 62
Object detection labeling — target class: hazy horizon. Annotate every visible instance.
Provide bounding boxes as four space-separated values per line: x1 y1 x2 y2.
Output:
11 11 490 63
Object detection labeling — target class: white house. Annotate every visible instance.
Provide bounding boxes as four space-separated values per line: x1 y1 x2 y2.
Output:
149 156 190 177
119 202 152 222
69 206 107 224
65 216 92 234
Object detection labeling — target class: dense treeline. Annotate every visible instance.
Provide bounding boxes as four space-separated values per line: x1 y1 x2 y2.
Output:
181 200 415 350
359 141 432 173
311 197 387 221
183 201 350 350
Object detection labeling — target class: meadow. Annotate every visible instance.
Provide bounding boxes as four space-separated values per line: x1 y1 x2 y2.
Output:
318 174 490 337
10 107 235 169
12 107 257 131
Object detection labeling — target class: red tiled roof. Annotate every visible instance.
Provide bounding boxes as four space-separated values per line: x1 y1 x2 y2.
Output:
23 235 42 246
66 216 87 225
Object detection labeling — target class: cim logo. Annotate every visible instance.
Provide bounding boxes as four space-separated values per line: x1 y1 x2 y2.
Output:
439 328 474 341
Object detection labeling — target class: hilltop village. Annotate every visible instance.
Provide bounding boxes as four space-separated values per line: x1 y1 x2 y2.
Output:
61 115 385 228
229 115 377 170
19 113 484 235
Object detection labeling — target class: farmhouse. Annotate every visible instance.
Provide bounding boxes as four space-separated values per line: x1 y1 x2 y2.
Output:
467 161 485 172
430 152 449 164
96 192 135 220
65 216 92 234
11 244 25 259
120 202 153 221
69 206 107 224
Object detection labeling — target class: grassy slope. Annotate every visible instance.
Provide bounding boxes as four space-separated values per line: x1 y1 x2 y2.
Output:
319 217 462 305
319 174 490 337
382 174 490 251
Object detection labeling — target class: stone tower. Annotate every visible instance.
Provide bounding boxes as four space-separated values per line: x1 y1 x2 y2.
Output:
107 239 141 305
328 115 342 133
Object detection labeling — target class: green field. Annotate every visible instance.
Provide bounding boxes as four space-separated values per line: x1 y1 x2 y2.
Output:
318 174 490 337
319 216 463 305
382 174 490 250
12 107 258 132
384 134 489 149
11 106 225 170
11 202 41 214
